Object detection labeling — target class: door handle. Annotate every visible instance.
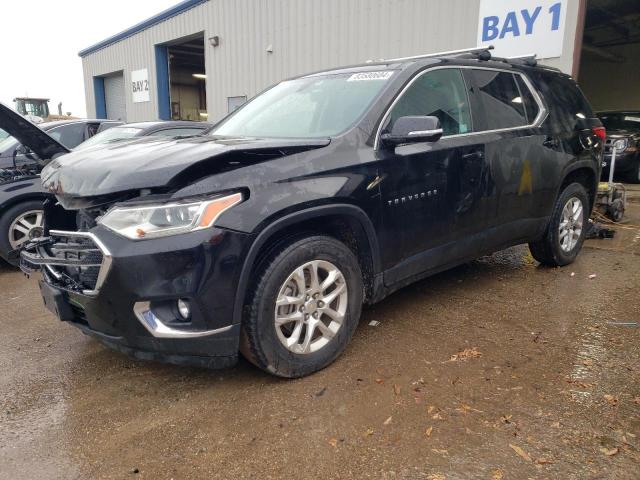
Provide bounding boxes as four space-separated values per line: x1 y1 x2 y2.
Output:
462 150 483 160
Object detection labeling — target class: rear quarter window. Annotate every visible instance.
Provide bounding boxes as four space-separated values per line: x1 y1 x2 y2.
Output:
530 72 594 134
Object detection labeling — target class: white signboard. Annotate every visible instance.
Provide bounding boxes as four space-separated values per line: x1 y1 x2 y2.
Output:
131 69 150 103
477 0 568 59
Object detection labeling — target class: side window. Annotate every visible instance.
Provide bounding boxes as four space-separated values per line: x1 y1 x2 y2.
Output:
48 123 87 149
473 70 527 129
153 127 206 137
515 75 540 124
385 68 472 136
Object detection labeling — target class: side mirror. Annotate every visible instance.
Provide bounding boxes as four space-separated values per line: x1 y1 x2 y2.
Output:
381 116 443 146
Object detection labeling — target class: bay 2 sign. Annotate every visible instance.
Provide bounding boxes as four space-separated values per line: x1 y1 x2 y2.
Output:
131 69 150 103
477 0 568 59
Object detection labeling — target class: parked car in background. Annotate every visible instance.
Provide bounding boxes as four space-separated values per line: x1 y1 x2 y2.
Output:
0 118 122 170
6 50 603 377
0 115 209 266
598 111 640 183
74 121 211 152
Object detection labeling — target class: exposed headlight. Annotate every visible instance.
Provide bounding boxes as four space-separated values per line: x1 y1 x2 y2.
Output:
612 139 628 152
99 192 242 240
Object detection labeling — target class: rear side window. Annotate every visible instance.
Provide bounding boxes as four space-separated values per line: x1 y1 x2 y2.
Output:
472 70 528 129
385 68 472 136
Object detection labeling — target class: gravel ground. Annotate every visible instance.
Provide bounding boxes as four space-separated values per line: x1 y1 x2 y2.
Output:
1 186 638 480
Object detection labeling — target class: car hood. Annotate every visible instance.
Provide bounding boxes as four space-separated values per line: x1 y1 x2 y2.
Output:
41 134 331 199
606 129 637 137
0 102 69 160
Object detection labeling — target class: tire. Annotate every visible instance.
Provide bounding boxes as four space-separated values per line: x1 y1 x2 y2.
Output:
240 236 363 378
0 200 45 267
529 182 589 267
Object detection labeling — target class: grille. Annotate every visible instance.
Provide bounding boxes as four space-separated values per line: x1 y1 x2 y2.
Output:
40 230 110 294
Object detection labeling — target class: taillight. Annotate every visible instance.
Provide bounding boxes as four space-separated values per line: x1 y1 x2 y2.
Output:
592 126 606 142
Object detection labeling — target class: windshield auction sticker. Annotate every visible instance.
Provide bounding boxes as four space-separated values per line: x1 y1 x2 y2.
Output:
347 71 394 82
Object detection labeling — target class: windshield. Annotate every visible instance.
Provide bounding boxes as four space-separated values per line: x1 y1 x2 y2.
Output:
211 71 395 138
599 113 640 131
75 126 143 151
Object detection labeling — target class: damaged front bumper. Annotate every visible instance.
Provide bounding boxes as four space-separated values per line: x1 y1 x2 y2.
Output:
20 226 251 368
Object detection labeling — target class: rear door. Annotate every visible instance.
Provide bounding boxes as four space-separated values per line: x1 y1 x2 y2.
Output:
464 68 552 247
377 67 493 284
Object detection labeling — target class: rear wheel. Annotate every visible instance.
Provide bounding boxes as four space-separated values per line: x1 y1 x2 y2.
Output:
240 236 363 378
0 201 44 266
529 183 589 267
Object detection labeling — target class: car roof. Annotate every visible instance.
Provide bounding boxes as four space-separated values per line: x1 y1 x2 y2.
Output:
297 54 566 81
40 119 119 129
117 120 210 131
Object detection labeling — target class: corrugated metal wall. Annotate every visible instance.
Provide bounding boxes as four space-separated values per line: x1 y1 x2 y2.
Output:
82 0 581 122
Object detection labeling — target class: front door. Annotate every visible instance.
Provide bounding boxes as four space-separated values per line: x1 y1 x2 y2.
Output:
376 68 492 285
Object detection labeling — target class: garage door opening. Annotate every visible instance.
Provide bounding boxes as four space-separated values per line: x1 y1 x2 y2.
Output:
94 71 126 121
166 34 207 121
577 0 640 112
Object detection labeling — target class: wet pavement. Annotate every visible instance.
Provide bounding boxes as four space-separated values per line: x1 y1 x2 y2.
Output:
1 187 639 480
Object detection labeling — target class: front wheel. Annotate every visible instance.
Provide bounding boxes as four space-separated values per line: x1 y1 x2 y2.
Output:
0 200 45 266
240 236 363 378
529 183 589 267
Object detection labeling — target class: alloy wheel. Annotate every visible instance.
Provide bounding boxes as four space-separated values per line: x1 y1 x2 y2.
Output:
274 260 348 354
558 197 583 252
8 209 44 250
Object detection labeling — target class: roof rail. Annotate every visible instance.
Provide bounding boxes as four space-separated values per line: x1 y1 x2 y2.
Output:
379 45 494 63
504 54 538 66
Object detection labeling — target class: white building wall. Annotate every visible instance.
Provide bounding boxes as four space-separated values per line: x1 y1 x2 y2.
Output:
82 0 582 123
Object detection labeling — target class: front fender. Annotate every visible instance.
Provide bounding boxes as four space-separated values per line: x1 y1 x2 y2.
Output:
230 203 381 325
0 176 49 215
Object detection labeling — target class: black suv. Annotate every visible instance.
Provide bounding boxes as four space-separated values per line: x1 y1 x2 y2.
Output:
598 111 640 183
5 50 603 377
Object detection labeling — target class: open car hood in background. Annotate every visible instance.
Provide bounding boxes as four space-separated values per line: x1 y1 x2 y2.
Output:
0 102 70 160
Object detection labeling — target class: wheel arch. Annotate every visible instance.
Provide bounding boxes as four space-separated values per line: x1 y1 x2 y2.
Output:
557 163 598 211
232 204 381 325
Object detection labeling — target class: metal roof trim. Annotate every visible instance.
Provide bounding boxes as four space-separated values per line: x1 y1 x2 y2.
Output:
78 0 208 58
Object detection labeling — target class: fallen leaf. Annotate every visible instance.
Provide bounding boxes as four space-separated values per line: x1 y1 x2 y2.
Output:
551 421 561 428
375 378 384 385
588 273 597 279
432 412 443 420
501 414 513 424
427 405 436 414
509 444 532 462
383 416 393 426
599 447 619 456
393 384 401 396
425 426 433 437
364 428 374 437
427 474 445 480
604 394 618 406
633 396 640 405
536 457 553 465
582 359 593 366
431 448 448 456
491 469 504 480
328 438 338 448
448 347 482 362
